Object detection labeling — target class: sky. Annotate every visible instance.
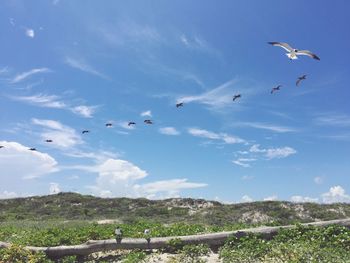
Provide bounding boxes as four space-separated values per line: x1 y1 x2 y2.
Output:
1 0 350 203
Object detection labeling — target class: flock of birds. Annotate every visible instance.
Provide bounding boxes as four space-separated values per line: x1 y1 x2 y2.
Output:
0 42 320 151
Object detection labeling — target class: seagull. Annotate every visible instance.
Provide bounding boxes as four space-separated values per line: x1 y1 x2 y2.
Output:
144 120 153 125
128 122 136 126
271 85 282 94
82 130 90 134
29 148 36 151
105 123 113 127
296 75 307 86
268 42 320 60
45 139 53 143
176 102 184 108
233 94 241 101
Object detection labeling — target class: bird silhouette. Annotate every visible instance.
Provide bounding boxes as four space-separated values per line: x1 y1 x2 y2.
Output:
144 120 153 124
128 122 136 126
29 148 36 151
45 139 53 143
233 94 241 101
0 146 4 149
105 123 113 127
176 102 184 108
271 85 282 94
82 130 90 134
296 75 307 86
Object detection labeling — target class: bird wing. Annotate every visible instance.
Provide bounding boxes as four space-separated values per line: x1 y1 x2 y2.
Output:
296 50 320 60
268 42 293 52
296 79 302 86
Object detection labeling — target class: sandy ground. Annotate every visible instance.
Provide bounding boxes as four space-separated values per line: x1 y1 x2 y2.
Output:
90 250 222 262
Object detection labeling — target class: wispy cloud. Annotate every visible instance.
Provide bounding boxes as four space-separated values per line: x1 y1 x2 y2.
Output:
314 113 350 127
232 158 256 168
159 127 180 136
97 21 162 47
9 93 97 118
11 68 51 83
236 122 298 133
188 128 246 144
65 57 109 80
179 34 220 56
10 94 67 108
177 79 237 109
250 144 297 159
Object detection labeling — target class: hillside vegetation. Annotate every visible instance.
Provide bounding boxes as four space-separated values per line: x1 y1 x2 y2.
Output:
1 192 350 225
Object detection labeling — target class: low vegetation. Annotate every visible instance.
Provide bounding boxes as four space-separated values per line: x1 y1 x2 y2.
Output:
1 192 350 225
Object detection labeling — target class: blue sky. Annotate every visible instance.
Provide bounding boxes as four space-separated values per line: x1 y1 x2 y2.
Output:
1 0 350 203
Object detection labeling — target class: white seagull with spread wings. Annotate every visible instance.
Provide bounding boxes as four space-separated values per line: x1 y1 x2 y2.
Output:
268 42 320 61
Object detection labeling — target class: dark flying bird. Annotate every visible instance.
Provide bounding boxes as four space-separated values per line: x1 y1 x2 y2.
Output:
233 94 241 101
82 130 90 134
128 122 136 126
45 139 53 143
29 148 36 151
105 123 113 127
0 146 4 149
144 120 153 124
268 42 320 60
296 75 307 86
176 102 184 108
271 85 282 94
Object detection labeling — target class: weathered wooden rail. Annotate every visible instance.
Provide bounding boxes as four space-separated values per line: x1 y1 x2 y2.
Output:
0 218 349 258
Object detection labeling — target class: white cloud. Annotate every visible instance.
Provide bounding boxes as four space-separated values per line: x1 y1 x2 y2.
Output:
32 118 83 149
65 56 109 80
135 179 207 199
25 28 35 38
241 195 253 203
322 186 350 203
82 158 206 198
266 147 296 159
263 195 278 201
188 128 245 144
314 176 324 185
141 110 152 117
237 122 297 133
71 105 97 118
87 159 148 197
232 158 256 168
290 195 319 203
159 127 180 136
11 68 50 83
49 183 60 194
0 141 58 182
0 191 18 199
